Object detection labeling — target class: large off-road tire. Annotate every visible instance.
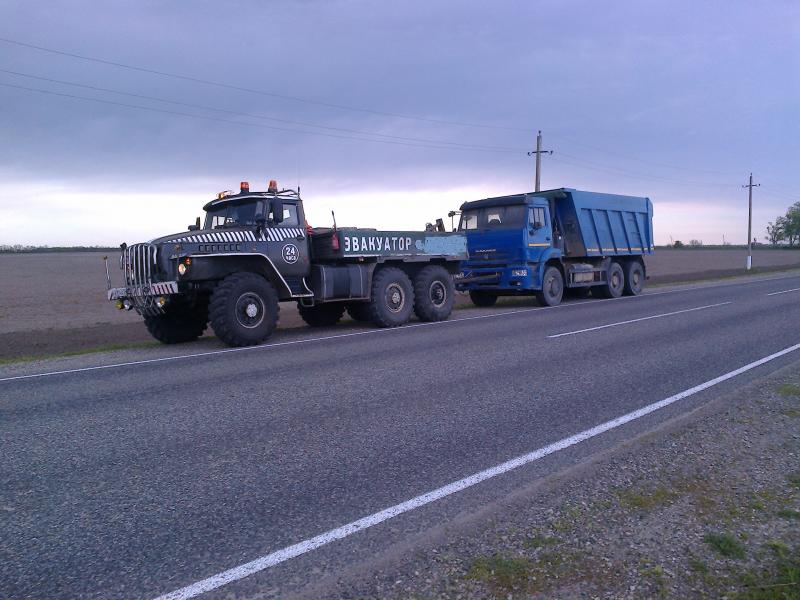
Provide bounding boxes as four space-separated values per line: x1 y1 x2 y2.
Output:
143 301 208 344
594 261 625 299
469 290 498 307
209 273 279 347
346 302 372 322
367 267 414 327
623 260 645 296
298 302 346 327
413 265 455 322
535 265 564 307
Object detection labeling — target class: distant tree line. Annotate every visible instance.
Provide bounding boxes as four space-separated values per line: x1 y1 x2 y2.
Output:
0 245 118 253
765 202 800 246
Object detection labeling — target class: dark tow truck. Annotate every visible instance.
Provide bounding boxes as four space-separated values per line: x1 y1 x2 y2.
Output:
107 180 467 347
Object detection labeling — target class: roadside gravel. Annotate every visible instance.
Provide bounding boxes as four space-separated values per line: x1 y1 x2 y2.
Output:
312 362 800 599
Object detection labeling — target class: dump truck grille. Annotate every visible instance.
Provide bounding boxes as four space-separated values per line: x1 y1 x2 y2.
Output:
123 243 158 287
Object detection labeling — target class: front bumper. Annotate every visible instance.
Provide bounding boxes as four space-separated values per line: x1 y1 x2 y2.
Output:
455 264 538 291
107 281 180 301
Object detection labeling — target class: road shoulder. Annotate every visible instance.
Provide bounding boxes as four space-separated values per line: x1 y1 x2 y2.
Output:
309 360 800 599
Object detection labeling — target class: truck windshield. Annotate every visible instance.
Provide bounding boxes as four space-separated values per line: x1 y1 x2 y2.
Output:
205 200 265 229
459 205 527 231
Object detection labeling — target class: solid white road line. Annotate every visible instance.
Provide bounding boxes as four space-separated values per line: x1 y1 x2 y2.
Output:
547 301 732 339
151 341 800 600
3 271 799 384
766 287 800 296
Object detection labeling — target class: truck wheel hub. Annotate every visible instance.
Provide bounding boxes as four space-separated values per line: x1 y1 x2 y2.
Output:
235 293 265 328
429 281 447 307
386 284 405 313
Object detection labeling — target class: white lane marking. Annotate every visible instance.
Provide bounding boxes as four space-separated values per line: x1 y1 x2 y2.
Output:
4 272 800 384
548 302 732 339
767 287 800 296
152 341 800 600
0 304 576 383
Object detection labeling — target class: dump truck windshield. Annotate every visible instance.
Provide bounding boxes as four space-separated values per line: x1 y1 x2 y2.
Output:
459 205 527 231
205 200 265 229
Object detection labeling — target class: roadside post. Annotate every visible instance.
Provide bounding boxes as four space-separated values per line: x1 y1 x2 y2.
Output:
743 173 760 270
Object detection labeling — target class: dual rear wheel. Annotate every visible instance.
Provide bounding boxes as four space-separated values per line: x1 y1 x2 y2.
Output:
299 265 455 329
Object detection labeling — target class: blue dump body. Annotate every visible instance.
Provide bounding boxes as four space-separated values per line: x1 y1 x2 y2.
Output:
456 188 654 299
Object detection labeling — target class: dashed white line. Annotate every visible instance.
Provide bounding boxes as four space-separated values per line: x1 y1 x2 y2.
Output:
151 341 800 600
766 287 800 296
547 302 732 338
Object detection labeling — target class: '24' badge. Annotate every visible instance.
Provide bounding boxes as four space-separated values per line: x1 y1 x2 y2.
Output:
282 243 299 264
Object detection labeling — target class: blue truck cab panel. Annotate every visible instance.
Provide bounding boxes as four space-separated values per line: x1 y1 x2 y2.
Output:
456 188 654 304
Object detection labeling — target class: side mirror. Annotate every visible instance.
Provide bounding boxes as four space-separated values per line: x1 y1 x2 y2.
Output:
271 199 284 224
188 216 201 231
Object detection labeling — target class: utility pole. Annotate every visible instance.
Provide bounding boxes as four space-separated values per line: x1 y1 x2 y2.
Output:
527 130 553 192
743 173 760 270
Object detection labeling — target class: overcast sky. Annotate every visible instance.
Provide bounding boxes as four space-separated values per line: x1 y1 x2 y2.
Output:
1 0 798 246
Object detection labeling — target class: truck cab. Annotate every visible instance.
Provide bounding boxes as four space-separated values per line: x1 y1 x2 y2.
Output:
457 194 560 297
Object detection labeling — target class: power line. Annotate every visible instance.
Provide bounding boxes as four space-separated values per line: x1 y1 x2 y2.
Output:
0 36 532 133
0 68 525 153
548 131 740 177
551 152 739 188
0 81 524 153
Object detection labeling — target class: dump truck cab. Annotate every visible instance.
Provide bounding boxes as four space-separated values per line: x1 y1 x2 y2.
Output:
458 194 560 292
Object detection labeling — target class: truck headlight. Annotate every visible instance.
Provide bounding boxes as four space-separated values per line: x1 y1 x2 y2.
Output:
178 263 187 276
511 269 528 277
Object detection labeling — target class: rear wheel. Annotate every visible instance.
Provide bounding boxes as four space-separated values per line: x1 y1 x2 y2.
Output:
209 273 279 346
623 261 645 296
143 300 208 344
346 302 372 322
413 265 455 321
367 267 414 327
594 261 625 299
298 302 346 327
469 290 498 307
535 266 564 307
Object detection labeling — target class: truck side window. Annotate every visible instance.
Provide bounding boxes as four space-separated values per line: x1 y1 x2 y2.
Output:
530 207 546 228
279 205 299 227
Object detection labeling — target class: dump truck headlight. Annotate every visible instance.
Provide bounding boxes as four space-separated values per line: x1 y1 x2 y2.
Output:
156 296 167 308
178 263 187 276
115 299 124 310
123 299 133 310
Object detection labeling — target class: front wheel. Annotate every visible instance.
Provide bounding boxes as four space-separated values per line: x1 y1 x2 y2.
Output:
144 301 208 344
413 265 455 322
469 290 498 307
367 267 414 327
535 266 564 307
623 261 645 296
209 273 279 346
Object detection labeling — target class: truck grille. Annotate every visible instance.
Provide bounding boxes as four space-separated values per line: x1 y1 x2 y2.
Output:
123 243 158 287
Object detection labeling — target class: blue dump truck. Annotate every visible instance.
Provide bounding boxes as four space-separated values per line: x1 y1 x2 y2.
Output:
455 188 654 307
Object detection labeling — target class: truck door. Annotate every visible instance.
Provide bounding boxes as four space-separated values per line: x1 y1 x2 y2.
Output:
527 205 552 259
262 202 311 283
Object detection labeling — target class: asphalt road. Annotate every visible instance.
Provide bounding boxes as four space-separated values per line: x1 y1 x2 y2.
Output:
2 273 800 599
